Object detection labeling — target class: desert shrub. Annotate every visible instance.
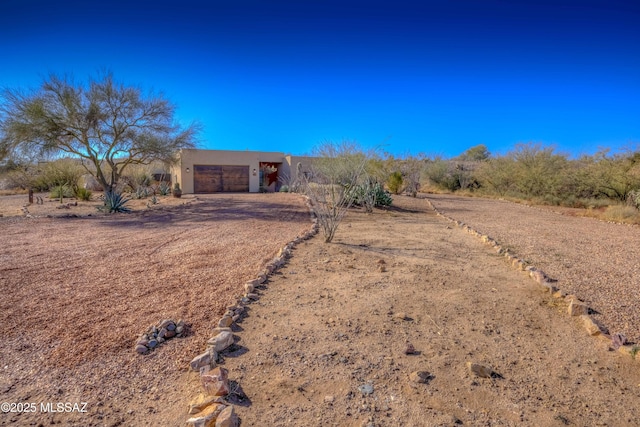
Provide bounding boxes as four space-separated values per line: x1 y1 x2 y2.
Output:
346 181 391 212
75 187 92 201
279 185 289 193
387 171 404 194
41 159 84 193
303 140 370 243
99 191 132 213
50 184 74 199
628 189 640 210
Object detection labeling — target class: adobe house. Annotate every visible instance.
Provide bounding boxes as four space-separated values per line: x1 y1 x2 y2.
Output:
171 149 313 194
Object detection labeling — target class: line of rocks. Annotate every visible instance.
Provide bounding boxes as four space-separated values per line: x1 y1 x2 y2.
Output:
426 198 640 364
185 197 319 427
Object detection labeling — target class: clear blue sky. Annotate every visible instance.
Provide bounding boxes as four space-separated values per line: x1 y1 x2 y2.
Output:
1 0 638 158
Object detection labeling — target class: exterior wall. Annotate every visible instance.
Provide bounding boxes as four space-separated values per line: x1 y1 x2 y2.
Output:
174 149 290 193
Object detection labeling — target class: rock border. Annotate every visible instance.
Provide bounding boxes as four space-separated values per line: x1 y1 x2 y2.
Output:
184 196 319 426
424 197 640 365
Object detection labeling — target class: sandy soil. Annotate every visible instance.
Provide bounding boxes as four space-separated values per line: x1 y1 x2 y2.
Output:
1 193 639 426
0 193 313 426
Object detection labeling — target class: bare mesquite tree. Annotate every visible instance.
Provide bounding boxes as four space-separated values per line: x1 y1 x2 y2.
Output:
0 72 199 194
303 140 369 243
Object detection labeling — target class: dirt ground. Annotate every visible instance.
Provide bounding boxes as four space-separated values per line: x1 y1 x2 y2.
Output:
0 193 313 426
224 195 640 427
1 193 639 426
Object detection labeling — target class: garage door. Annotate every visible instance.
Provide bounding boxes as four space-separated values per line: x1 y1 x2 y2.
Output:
193 165 250 193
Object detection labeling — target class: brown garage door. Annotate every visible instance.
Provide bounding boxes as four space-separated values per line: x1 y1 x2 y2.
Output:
193 165 250 193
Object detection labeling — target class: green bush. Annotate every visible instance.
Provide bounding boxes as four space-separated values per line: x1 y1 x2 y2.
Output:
347 182 392 210
75 187 92 201
279 185 289 192
387 171 404 194
50 184 74 199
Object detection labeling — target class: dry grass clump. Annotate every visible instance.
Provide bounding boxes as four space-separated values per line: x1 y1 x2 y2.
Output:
597 205 640 224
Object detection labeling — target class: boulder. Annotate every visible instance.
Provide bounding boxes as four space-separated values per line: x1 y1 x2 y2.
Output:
201 367 230 396
580 315 604 336
218 316 233 328
208 331 235 352
190 348 217 371
188 394 225 415
186 402 226 427
215 405 239 427
568 300 588 316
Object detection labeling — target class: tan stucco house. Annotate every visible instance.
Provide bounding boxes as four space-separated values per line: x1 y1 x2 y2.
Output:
171 149 313 194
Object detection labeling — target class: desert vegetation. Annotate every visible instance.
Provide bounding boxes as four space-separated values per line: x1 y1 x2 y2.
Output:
0 72 199 209
318 142 640 225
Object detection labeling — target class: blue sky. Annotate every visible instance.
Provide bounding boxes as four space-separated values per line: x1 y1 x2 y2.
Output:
1 0 638 158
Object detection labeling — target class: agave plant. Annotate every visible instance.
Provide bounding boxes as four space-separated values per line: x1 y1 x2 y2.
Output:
99 191 132 213
157 181 171 196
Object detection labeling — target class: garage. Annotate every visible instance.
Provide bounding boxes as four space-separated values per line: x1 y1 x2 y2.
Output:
193 165 250 193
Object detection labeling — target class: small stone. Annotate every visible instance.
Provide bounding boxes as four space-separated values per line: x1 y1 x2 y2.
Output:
135 344 148 354
324 395 335 404
568 300 589 316
166 322 176 331
186 402 226 426
378 265 386 272
157 328 167 339
159 319 173 329
244 283 255 294
218 316 233 328
467 362 494 378
201 367 230 396
176 326 184 335
165 330 177 339
147 339 158 349
157 337 165 343
215 404 239 427
394 312 407 321
358 384 374 395
207 331 235 352
246 293 259 300
409 371 432 384
376 259 386 265
404 343 416 355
